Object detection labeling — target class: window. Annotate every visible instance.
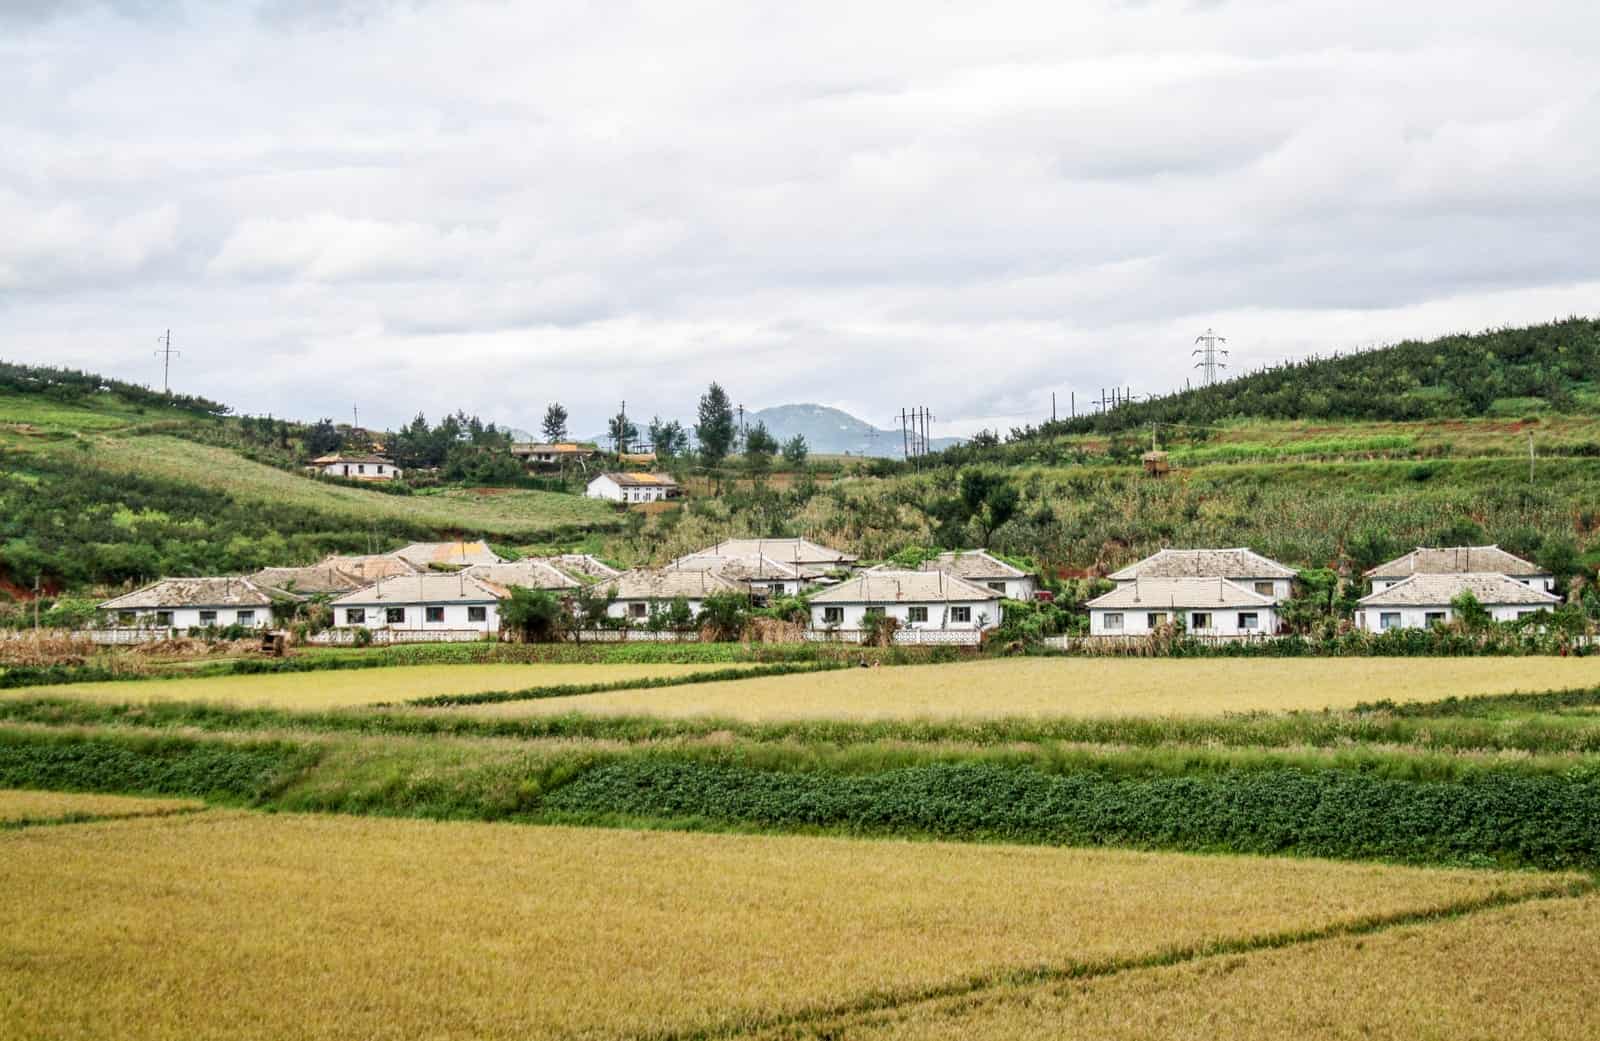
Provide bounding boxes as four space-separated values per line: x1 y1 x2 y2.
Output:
198 610 217 625
155 610 173 627
346 608 366 625
1146 612 1168 628
235 610 255 626
1103 612 1124 631
1190 612 1212 630
907 606 928 623
1379 612 1401 630
950 606 972 623
117 611 135 626
1253 582 1274 596
386 607 406 624
1424 611 1446 627
342 465 350 476
629 602 648 618
467 606 487 623
377 465 385 474
987 581 1007 592
358 464 366 474
425 606 445 623
1237 612 1259 629
822 606 844 624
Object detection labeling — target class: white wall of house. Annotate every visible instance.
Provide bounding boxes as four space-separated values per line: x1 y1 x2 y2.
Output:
983 576 1036 600
1356 604 1548 631
107 606 272 629
809 601 1001 632
335 602 500 632
606 598 708 622
585 475 673 503
319 460 400 481
1089 605 1279 637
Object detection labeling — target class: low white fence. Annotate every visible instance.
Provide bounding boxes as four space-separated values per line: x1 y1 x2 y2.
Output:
570 630 702 643
308 629 490 646
79 628 183 646
804 629 984 647
1044 634 1275 651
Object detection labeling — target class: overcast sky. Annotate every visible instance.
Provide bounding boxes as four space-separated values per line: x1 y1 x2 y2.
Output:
3 1 1598 437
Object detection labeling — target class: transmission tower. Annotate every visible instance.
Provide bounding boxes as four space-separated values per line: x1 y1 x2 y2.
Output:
1192 328 1228 386
153 329 181 395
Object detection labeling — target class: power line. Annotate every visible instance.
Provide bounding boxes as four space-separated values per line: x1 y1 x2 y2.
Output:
153 329 181 395
1192 328 1228 387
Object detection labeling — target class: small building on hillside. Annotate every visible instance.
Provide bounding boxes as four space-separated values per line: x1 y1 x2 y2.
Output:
696 538 857 573
1108 548 1297 601
511 442 598 468
597 568 744 623
586 472 681 503
1355 573 1559 631
316 553 421 584
1365 546 1554 593
98 577 297 630
329 574 505 633
920 550 1037 600
807 570 1004 632
1141 450 1170 477
1086 578 1279 637
667 552 824 599
249 564 368 597
391 541 504 569
309 453 401 481
464 560 583 593
618 451 658 468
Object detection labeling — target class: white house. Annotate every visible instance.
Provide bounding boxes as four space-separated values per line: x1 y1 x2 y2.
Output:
1108 548 1297 600
98 577 296 630
310 453 401 481
1086 578 1280 637
391 540 504 569
597 568 744 623
1355 573 1560 631
697 537 857 572
511 442 598 468
920 550 1037 600
807 570 1004 632
1365 546 1555 593
667 552 825 598
330 574 505 633
586 472 681 503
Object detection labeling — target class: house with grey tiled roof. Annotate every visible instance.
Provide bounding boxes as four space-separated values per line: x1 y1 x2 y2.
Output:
1086 578 1279 637
1108 548 1297 600
807 569 1003 633
920 550 1036 601
330 573 507 633
668 550 827 598
99 577 298 630
598 568 744 623
1355 573 1559 631
1365 546 1553 593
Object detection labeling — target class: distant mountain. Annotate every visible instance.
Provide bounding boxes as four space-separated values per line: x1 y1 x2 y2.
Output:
750 404 961 458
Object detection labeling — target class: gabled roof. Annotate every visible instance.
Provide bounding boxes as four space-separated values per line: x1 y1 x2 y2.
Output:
1108 548 1297 582
921 550 1031 581
1087 577 1277 610
391 541 503 568
100 577 298 610
705 538 856 566
511 442 596 455
594 472 679 488
318 554 421 582
249 565 367 595
311 453 394 466
1357 572 1560 608
465 560 581 593
600 568 743 600
1365 545 1548 579
545 554 622 581
808 569 1002 604
330 573 506 606
669 552 824 582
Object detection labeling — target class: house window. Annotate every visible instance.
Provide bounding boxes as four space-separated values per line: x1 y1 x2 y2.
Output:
468 606 487 622
1253 582 1274 596
1379 612 1401 630
907 606 928 623
769 583 786 595
386 607 406 624
1190 612 1212 630
1103 612 1124 631
342 465 350 476
358 464 366 474
155 610 174 627
822 606 844 624
950 606 972 623
198 610 217 625
236 610 256 626
629 602 648 618
1424 611 1446 627
1146 612 1168 628
425 606 445 623
1237 612 1259 630
987 581 1007 592
346 608 366 625
117 611 136 626
377 465 385 474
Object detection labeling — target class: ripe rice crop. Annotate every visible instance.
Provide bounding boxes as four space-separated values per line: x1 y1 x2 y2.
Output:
0 813 1568 1041
0 662 753 710
802 895 1600 1041
0 788 204 826
458 657 1600 721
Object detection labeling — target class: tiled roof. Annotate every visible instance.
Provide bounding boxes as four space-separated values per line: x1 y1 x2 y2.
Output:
1087 578 1277 610
318 554 420 582
1357 573 1560 607
249 565 367 595
600 569 744 600
311 454 394 466
706 538 857 566
99 577 297 610
1365 545 1548 579
465 560 581 592
1108 548 1297 581
808 570 1001 604
921 550 1030 581
391 541 503 567
511 443 596 454
331 574 506 606
599 472 678 488
546 554 622 581
669 552 823 582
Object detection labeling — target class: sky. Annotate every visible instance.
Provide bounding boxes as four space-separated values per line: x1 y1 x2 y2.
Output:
3 0 1598 439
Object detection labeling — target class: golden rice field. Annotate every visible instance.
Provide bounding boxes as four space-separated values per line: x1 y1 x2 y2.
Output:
0 662 750 710
457 656 1600 721
792 895 1600 1041
0 811 1567 1041
0 789 205 826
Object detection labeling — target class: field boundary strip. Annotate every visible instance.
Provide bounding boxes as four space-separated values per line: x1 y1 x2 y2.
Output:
645 880 1593 1041
397 661 850 708
0 804 210 831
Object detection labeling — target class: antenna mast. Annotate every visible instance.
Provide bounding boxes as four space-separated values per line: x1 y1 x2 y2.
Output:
1192 328 1228 387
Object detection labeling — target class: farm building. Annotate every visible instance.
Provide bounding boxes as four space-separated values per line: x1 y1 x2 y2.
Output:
586 472 681 503
309 453 401 481
464 559 583 593
1355 573 1559 631
807 570 1003 633
667 552 824 599
248 564 368 596
920 550 1037 600
391 540 504 569
598 568 744 622
1086 578 1280 637
330 573 505 633
1365 546 1554 593
1108 548 1297 600
98 577 297 630
698 538 857 572
511 442 598 467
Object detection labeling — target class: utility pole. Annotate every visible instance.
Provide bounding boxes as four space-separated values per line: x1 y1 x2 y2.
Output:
1070 391 1075 418
1529 430 1536 483
1051 392 1057 424
899 409 910 461
153 329 181 395
736 404 746 453
353 403 359 430
616 400 628 453
1192 328 1228 387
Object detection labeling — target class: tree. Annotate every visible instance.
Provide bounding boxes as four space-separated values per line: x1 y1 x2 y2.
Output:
607 410 638 454
1450 589 1491 630
648 416 690 458
697 590 749 641
958 468 1020 547
304 418 343 456
744 421 777 468
696 383 736 465
542 403 568 443
571 583 616 638
781 433 809 467
499 586 565 642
